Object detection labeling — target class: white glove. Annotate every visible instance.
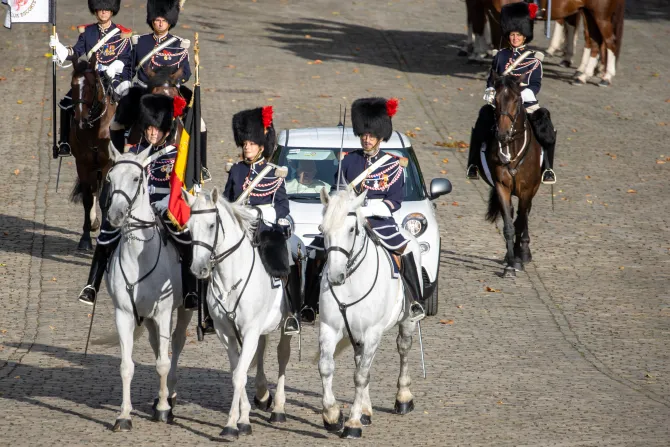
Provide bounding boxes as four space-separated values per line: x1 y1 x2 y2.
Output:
483 87 495 105
152 195 170 213
520 88 537 104
114 80 131 97
360 200 392 218
49 33 69 64
105 60 125 78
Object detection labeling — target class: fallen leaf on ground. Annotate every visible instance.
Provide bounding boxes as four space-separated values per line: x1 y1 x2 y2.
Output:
439 319 454 325
485 286 501 292
656 160 666 164
304 34 311 39
497 401 504 405
318 94 332 98
13 169 20 175
49 326 55 330
619 266 625 270
440 170 447 174
442 158 449 163
0 77 6 81
432 151 438 155
456 305 463 309
291 119 300 123
352 68 360 73
585 175 591 179
405 131 416 137
216 34 225 39
181 24 192 29
452 202 459 206
51 277 57 281
0 329 7 334
16 100 23 104
414 127 421 131
627 189 637 193
314 59 323 64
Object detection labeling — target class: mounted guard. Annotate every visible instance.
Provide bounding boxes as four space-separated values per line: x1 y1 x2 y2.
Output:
223 106 301 336
466 2 557 185
334 97 425 323
77 93 202 318
49 0 132 158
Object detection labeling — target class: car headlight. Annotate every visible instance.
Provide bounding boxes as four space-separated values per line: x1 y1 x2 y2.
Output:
402 213 428 237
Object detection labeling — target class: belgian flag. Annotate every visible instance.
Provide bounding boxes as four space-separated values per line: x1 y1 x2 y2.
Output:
167 84 202 229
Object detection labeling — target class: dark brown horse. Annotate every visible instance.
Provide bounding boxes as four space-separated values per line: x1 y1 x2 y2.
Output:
483 73 543 277
69 54 117 250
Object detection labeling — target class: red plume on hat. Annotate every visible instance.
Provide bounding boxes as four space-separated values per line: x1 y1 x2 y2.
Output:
528 3 538 19
262 106 273 130
173 96 187 117
386 98 399 118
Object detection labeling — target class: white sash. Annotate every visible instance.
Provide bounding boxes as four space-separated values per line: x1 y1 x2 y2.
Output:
134 36 178 73
82 27 120 61
347 154 393 191
235 165 274 205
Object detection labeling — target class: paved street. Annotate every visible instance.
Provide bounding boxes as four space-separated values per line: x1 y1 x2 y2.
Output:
1 0 669 445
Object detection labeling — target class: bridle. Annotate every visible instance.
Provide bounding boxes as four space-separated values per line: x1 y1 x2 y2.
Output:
72 69 108 129
323 212 368 277
494 91 529 168
190 206 246 269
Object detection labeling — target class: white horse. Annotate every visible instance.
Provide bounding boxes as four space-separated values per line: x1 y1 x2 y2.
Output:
318 188 421 439
104 144 193 431
183 188 293 438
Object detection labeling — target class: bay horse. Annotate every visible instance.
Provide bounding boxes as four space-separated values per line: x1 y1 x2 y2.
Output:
482 73 543 277
69 53 117 250
486 0 625 86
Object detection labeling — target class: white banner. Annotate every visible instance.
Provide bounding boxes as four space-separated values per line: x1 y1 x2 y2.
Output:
4 0 52 28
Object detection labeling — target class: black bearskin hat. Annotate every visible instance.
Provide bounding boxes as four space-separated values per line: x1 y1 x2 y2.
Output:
501 2 536 44
351 97 399 142
232 106 276 160
146 0 180 29
138 94 175 134
88 0 120 15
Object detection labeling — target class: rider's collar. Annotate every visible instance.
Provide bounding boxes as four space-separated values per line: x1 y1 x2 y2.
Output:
512 45 526 52
98 22 113 34
244 150 265 166
362 145 381 159
153 33 170 43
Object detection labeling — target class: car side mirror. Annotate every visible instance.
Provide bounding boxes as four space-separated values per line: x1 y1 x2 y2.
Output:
429 178 452 199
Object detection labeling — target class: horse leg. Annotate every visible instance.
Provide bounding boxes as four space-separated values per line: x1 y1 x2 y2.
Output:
343 331 382 439
112 310 135 432
513 197 531 270
546 20 565 57
319 324 343 433
221 332 259 439
149 312 173 423
562 15 579 68
270 332 292 424
495 183 516 277
394 318 417 416
167 306 193 409
593 17 616 86
78 182 94 251
519 200 532 264
574 10 601 84
253 334 272 411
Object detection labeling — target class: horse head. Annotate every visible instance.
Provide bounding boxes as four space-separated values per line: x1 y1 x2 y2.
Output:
71 53 105 130
146 65 184 98
105 142 151 228
319 188 367 285
184 188 256 279
491 72 524 145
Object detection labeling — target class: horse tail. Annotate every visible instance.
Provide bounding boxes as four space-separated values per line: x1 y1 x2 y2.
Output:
613 0 625 60
70 178 83 204
312 337 352 365
92 324 145 346
486 188 502 223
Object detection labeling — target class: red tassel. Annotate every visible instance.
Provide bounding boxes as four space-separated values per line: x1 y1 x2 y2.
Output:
262 106 273 129
528 3 538 20
386 98 399 118
173 96 187 117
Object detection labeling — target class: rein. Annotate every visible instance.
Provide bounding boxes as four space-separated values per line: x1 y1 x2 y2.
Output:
495 96 531 176
72 70 108 129
108 158 162 326
190 205 253 347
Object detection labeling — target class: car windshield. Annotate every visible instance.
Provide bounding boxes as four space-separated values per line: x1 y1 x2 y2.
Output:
273 146 426 201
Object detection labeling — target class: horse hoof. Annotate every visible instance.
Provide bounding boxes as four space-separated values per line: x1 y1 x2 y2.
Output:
521 253 532 264
323 412 344 433
270 412 287 424
394 399 415 415
512 260 524 272
598 79 611 88
253 393 273 412
77 238 93 251
91 217 101 232
573 71 584 78
220 426 239 438
503 267 516 278
341 426 363 439
112 419 132 432
238 423 252 435
360 414 372 426
559 60 571 68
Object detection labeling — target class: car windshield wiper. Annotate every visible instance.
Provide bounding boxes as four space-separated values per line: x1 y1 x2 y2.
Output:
288 195 320 201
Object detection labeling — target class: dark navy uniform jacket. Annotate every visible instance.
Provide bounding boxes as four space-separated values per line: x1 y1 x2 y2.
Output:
336 149 408 251
132 33 191 86
128 140 177 204
71 23 132 82
487 46 542 107
224 159 290 221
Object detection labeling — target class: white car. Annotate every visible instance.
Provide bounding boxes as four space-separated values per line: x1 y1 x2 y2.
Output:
273 126 452 316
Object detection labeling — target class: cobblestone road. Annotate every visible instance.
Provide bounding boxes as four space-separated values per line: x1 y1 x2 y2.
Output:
1 0 669 445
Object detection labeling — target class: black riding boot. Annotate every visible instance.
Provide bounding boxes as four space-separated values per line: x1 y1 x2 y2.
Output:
78 242 113 305
198 279 215 334
283 264 301 335
57 107 72 158
401 251 425 322
529 108 557 184
466 132 480 179
110 129 126 153
467 105 496 179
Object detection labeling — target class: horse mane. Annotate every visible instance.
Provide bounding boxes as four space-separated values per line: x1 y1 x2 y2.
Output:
211 193 258 240
494 75 521 96
73 59 94 76
147 66 180 90
321 190 363 234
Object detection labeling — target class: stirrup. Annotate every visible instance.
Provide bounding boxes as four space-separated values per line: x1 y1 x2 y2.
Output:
466 164 479 180
409 301 426 324
57 142 72 157
300 306 317 325
183 292 198 310
78 285 96 305
283 315 300 336
541 169 557 185
201 166 212 183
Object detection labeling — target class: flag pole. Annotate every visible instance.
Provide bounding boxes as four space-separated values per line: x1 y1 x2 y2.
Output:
51 0 58 159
